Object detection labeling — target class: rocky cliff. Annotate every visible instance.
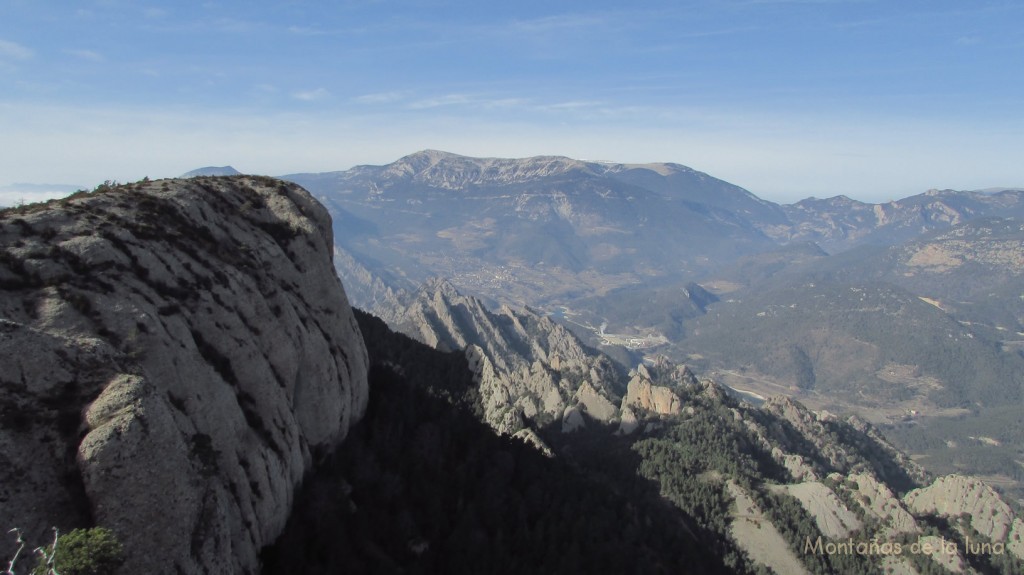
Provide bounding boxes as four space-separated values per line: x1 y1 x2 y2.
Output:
392 278 623 434
0 176 368 573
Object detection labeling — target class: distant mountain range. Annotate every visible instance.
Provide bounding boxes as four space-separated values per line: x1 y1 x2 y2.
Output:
274 151 1024 502
779 188 1024 252
277 150 1024 309
283 150 784 307
275 150 1023 367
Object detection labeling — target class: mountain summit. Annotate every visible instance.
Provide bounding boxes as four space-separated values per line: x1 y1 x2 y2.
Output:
380 150 597 187
181 165 242 178
284 151 785 308
284 151 1024 317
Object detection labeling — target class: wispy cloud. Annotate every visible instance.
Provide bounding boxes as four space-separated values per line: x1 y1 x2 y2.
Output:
404 93 534 111
287 25 322 36
353 91 409 105
395 91 679 118
542 100 604 111
65 48 105 62
0 39 33 62
407 93 475 109
286 25 349 37
205 17 267 34
145 16 269 35
674 26 760 39
831 16 896 31
508 13 611 34
292 88 331 101
482 98 530 109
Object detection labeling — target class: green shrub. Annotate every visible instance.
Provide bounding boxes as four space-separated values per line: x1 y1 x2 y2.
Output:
32 527 124 575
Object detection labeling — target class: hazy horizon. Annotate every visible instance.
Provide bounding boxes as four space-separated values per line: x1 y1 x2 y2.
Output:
2 148 1022 209
2 1 1021 204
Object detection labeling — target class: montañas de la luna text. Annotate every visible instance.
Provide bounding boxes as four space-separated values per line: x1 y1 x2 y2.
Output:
804 536 1005 557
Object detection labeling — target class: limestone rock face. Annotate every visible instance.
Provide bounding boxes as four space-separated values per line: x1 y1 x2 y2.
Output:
727 480 811 575
905 474 1024 559
622 366 682 416
615 362 703 434
845 472 919 536
760 396 927 486
0 177 369 574
773 481 862 538
617 406 639 435
394 279 622 434
561 406 586 433
573 381 618 421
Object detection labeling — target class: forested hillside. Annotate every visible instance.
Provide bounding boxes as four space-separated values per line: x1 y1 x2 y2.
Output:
264 308 1024 574
262 310 741 574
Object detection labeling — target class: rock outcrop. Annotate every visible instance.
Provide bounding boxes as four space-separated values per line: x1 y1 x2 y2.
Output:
0 176 368 573
393 278 623 434
759 396 928 488
622 364 684 416
845 471 919 536
905 474 1024 559
772 481 862 538
727 480 811 575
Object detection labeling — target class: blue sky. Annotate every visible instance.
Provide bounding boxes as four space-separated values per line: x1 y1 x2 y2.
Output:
1 0 1022 204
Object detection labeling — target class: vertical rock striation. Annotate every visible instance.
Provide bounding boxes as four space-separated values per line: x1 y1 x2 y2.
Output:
0 176 368 573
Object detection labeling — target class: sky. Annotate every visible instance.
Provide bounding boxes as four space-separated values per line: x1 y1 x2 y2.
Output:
1 0 1022 205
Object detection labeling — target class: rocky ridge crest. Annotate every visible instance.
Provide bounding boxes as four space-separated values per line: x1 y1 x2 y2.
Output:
393 278 623 434
779 189 1024 252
